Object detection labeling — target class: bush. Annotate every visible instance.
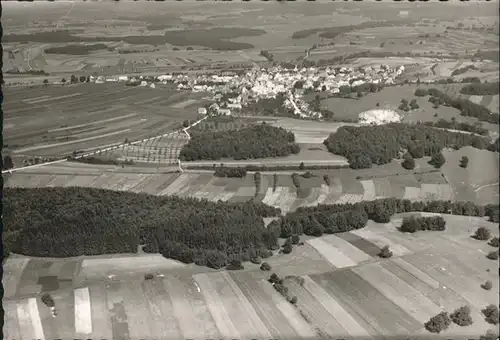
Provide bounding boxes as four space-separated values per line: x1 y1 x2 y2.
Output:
480 329 499 340
144 273 154 280
323 174 331 186
250 257 262 264
450 305 473 326
323 123 489 169
428 151 446 169
260 262 271 271
378 245 393 258
424 312 452 333
482 304 499 325
289 296 298 305
226 259 244 270
459 155 469 168
41 294 55 308
486 250 499 260
291 173 301 188
488 236 499 247
473 227 492 240
282 238 293 254
402 154 415 170
481 280 493 290
414 88 429 97
400 216 446 233
291 234 300 245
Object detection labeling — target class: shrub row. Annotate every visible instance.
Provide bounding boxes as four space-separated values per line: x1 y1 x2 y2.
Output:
400 215 446 233
186 164 349 172
213 166 247 178
460 82 500 96
423 119 489 136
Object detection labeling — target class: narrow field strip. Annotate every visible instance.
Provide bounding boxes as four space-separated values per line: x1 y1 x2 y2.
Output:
403 186 421 200
106 282 130 340
14 129 132 153
316 184 330 204
302 276 371 339
352 263 442 324
193 273 241 339
74 287 93 335
17 299 36 340
360 180 376 201
121 281 153 340
2 258 30 298
307 238 357 268
165 276 220 340
351 229 412 256
336 232 382 257
142 279 183 340
285 279 350 338
3 301 21 340
218 272 273 339
228 272 295 340
159 174 192 196
258 280 318 339
322 235 373 263
48 113 138 133
89 285 113 340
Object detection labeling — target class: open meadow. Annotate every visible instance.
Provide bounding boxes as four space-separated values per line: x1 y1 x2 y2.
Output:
3 213 498 340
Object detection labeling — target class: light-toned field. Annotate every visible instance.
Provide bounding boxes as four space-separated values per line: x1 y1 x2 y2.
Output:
4 83 204 161
4 213 498 339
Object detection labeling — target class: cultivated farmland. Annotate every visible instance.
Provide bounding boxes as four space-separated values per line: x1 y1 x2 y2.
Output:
3 213 498 340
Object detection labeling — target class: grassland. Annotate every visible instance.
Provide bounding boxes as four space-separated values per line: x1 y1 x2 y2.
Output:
3 212 498 340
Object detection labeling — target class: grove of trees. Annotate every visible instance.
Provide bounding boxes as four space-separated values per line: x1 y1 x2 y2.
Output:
323 123 493 169
180 123 300 161
3 187 281 269
214 166 247 178
267 198 497 241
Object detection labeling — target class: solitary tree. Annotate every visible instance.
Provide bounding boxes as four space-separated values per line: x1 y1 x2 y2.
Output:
459 155 469 168
43 79 49 86
41 294 55 308
378 245 393 258
488 236 499 247
144 273 154 280
424 312 452 333
428 152 445 169
481 280 493 290
260 262 271 271
473 227 491 240
61 78 67 85
402 154 416 170
3 155 14 170
450 305 473 326
482 304 499 325
486 250 499 260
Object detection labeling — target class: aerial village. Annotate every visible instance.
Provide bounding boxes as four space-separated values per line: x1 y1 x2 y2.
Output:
87 64 407 122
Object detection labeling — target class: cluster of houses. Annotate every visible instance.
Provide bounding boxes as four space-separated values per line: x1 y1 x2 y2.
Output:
87 64 406 119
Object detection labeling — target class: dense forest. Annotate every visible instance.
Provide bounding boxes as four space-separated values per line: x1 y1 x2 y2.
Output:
323 123 494 169
268 198 498 240
5 188 498 268
4 187 281 269
179 123 300 161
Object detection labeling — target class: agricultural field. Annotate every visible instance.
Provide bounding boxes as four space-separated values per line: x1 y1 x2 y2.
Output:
3 82 206 165
3 213 498 340
4 1 498 78
6 146 499 210
319 83 499 135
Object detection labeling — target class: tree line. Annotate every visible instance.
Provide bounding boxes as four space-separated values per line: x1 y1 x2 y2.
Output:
323 123 494 169
422 119 489 136
460 82 499 96
3 187 281 269
179 123 300 161
425 88 499 124
266 198 498 242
